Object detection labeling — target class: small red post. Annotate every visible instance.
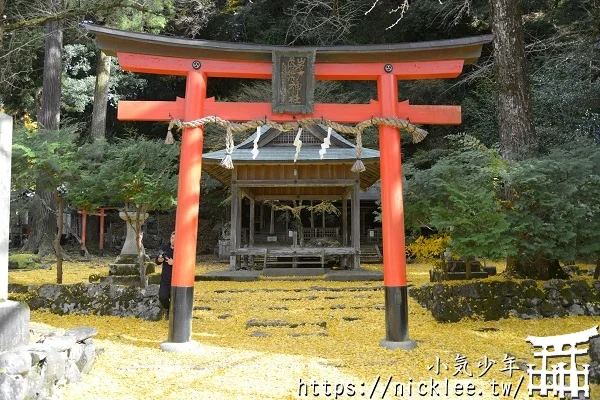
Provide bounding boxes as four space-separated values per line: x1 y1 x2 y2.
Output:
99 208 105 256
378 71 416 350
80 211 87 256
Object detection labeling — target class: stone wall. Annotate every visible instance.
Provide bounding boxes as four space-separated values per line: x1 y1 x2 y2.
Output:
0 325 97 400
590 336 600 384
409 279 600 322
8 283 162 321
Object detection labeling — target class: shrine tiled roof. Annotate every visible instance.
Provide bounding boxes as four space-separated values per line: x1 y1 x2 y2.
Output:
202 125 381 190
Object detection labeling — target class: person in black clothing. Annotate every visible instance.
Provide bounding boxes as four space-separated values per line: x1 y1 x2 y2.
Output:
155 231 175 318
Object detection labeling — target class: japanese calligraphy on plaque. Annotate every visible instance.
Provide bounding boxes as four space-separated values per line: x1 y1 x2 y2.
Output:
272 50 315 114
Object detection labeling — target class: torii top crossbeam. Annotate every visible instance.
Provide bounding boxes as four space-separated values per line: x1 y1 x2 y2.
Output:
83 23 492 350
85 24 492 125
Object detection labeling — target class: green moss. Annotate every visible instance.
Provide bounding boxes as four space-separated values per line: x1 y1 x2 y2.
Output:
539 301 561 317
481 296 506 320
8 253 42 269
560 288 575 305
522 285 544 299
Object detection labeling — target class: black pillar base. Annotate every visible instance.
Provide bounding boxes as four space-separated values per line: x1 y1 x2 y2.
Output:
99 249 104 256
167 286 194 343
381 285 416 350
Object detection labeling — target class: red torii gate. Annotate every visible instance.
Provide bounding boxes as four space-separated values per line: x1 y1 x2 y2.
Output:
78 207 117 256
85 24 492 351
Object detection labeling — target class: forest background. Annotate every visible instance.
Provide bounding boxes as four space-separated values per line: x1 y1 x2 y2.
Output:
1 0 599 280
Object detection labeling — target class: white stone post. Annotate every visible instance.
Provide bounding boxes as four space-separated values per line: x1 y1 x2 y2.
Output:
0 113 12 300
0 112 29 353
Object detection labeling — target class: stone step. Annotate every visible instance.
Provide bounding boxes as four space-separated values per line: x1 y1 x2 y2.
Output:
262 268 325 277
100 273 161 286
109 263 155 276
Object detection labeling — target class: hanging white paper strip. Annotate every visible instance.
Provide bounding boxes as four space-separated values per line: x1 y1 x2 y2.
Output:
251 126 262 160
293 127 303 163
319 126 332 160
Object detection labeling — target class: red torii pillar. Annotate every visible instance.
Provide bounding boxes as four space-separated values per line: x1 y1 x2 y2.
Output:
115 54 465 351
167 71 206 345
79 211 87 256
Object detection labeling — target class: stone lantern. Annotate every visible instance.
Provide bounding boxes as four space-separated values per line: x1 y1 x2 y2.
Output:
105 209 155 285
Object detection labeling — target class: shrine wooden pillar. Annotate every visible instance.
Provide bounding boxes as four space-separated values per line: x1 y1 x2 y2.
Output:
167 70 207 347
351 179 361 269
249 198 255 246
342 196 348 246
259 202 265 231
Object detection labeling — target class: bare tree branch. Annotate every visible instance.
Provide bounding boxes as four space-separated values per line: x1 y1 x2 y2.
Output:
285 0 368 46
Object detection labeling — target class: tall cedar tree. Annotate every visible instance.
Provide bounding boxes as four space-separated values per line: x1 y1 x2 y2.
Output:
24 0 64 256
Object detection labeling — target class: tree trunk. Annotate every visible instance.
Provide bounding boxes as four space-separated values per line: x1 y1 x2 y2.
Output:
489 0 537 161
90 51 112 141
55 194 63 284
39 15 63 130
491 0 544 279
23 189 57 256
0 0 5 64
466 259 472 280
26 0 64 255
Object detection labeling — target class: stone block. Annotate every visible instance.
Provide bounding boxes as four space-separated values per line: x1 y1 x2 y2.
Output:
65 326 98 342
43 335 77 353
77 343 96 374
102 275 147 286
38 285 61 301
41 348 64 386
262 268 325 276
67 343 84 362
590 336 600 363
0 373 27 400
0 351 31 375
147 273 161 285
0 300 29 352
25 370 45 400
64 360 82 384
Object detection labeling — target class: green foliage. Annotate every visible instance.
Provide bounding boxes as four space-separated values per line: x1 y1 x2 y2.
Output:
99 0 175 34
403 134 600 272
404 134 511 261
62 44 96 113
505 140 600 263
68 138 180 212
11 125 79 194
